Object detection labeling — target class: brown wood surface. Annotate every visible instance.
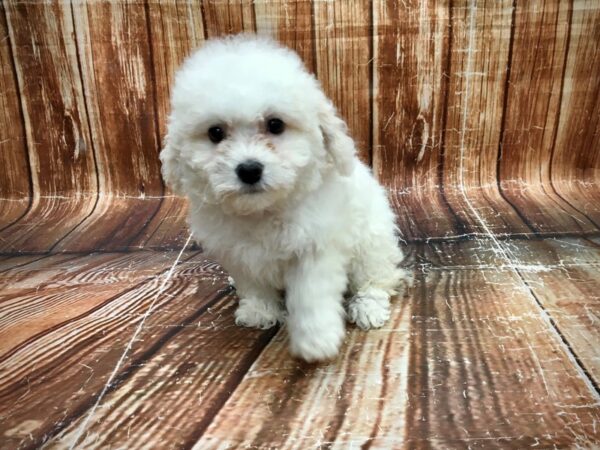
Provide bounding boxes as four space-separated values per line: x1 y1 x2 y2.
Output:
0 0 97 252
52 0 165 252
1 1 599 252
0 2 30 230
498 0 597 235
550 1 600 229
314 0 371 164
2 239 598 448
373 0 461 240
1 2 599 448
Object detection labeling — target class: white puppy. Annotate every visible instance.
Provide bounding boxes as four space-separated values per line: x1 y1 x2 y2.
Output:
160 35 409 362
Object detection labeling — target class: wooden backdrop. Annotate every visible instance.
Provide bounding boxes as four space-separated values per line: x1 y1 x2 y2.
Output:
1 0 599 253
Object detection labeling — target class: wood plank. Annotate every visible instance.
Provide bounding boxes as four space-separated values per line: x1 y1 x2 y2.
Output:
520 264 600 386
499 237 600 384
442 1 532 236
0 251 214 448
47 291 275 449
194 295 413 449
194 243 600 448
0 253 81 291
0 252 182 357
506 236 600 267
130 196 190 250
0 254 54 273
130 1 204 250
498 0 598 235
0 0 98 252
313 0 371 165
201 0 256 37
0 3 30 229
373 0 461 240
550 0 600 227
254 0 315 72
404 263 600 448
53 0 164 252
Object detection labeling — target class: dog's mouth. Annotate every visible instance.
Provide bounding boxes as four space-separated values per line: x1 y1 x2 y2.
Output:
239 184 266 195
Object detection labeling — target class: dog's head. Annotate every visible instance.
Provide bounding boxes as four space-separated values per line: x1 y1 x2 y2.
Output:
160 35 356 215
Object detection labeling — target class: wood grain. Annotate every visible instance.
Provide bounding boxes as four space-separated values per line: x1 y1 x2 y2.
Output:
1 0 599 245
497 1 597 236
313 0 371 164
0 0 97 252
404 261 600 448
192 295 414 449
442 0 532 237
550 0 600 228
373 0 461 240
192 242 600 448
0 251 204 448
2 241 600 448
52 0 165 252
0 2 30 229
504 237 600 385
130 0 204 250
201 0 256 37
47 291 275 449
254 0 315 72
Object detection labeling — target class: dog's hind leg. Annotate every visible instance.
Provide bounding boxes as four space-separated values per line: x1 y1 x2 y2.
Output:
347 229 411 330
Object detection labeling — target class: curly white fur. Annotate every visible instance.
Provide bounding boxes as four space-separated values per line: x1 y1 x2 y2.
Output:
161 35 410 362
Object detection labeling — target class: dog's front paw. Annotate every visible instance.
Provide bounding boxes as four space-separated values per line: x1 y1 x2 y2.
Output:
347 290 391 330
235 298 283 330
288 316 345 362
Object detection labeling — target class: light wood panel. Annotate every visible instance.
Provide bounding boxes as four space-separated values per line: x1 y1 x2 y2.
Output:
313 0 371 164
130 0 204 250
441 0 532 236
403 264 599 448
0 0 97 252
551 0 600 228
201 0 256 37
53 0 164 252
0 0 599 252
47 293 275 449
373 0 461 240
254 0 315 71
505 237 600 385
0 251 204 448
0 2 30 229
498 0 597 235
1 239 600 448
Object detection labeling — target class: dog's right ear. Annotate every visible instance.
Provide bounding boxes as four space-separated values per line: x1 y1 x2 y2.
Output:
159 132 184 194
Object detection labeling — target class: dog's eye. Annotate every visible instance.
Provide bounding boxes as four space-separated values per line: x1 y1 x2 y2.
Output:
207 126 225 143
267 118 285 135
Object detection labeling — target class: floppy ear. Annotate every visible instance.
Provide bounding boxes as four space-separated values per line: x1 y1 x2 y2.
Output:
318 100 356 176
159 131 184 195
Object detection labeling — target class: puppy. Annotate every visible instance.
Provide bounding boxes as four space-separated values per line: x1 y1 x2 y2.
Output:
160 35 409 362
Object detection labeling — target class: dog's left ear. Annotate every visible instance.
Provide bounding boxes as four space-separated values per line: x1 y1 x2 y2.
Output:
318 100 356 176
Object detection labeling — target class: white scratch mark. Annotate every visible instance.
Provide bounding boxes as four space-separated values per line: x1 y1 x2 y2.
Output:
67 233 194 449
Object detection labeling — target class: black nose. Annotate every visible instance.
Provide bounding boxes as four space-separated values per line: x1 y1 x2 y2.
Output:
235 160 263 185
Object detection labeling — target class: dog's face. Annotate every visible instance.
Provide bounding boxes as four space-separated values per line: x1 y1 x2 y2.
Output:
161 36 356 215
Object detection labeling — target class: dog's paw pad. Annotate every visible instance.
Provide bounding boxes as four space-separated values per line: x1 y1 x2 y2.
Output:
347 295 390 330
235 298 282 330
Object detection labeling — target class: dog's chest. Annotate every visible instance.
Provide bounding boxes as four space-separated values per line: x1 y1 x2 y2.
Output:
195 215 315 285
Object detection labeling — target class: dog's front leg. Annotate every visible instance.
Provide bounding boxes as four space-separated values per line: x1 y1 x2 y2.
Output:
232 272 284 330
285 252 347 362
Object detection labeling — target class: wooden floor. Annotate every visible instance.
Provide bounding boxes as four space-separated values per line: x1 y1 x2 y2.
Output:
1 236 599 449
